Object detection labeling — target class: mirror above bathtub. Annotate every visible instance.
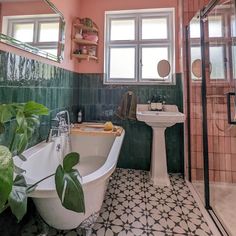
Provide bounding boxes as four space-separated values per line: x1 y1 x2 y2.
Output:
0 0 65 62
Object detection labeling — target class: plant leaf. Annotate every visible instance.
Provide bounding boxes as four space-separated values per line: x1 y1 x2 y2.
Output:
0 123 5 134
17 154 27 162
16 133 28 155
0 145 13 210
55 162 85 213
0 104 12 123
16 110 27 133
63 152 80 172
24 101 49 116
8 175 28 222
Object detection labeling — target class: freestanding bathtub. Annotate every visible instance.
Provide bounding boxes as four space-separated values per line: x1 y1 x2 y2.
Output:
14 125 125 230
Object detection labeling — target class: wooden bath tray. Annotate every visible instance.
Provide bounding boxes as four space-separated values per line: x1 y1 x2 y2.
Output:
71 123 123 136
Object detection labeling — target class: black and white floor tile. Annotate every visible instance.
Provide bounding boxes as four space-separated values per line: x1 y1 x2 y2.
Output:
21 169 213 236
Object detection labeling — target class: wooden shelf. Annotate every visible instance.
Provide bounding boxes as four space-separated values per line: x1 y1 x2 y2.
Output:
72 54 98 61
71 18 99 63
73 24 98 32
73 38 98 46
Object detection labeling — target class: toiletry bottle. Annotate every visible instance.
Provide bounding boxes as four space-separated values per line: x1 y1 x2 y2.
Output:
150 96 156 111
156 95 163 111
77 110 82 123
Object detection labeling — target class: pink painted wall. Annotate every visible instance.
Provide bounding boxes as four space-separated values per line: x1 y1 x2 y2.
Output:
77 0 180 73
0 1 54 17
0 0 81 72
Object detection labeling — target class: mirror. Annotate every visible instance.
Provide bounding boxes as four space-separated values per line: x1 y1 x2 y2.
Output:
0 0 65 62
192 59 202 78
157 59 171 78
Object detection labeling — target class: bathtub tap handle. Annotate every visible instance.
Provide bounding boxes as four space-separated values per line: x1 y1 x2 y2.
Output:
46 128 60 143
56 144 61 152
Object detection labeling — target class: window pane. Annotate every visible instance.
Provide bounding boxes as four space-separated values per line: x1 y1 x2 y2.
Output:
39 22 60 42
43 48 57 56
208 15 223 37
110 19 135 40
109 48 135 79
232 46 236 79
190 19 200 38
141 47 168 79
13 23 34 42
231 16 236 37
190 46 201 79
209 46 225 79
142 18 168 39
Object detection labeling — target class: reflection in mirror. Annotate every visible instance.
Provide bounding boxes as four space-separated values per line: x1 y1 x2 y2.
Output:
0 0 65 62
191 59 202 78
189 15 202 80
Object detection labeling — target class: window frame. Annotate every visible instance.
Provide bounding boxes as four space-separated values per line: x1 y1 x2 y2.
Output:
104 8 175 85
4 14 60 56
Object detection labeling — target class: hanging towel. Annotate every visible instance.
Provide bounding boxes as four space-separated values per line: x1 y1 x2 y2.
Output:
116 91 137 120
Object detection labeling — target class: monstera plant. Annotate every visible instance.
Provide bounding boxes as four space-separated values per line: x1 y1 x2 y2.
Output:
0 101 84 222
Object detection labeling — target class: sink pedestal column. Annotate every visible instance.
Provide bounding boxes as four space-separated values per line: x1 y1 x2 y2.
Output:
150 126 170 186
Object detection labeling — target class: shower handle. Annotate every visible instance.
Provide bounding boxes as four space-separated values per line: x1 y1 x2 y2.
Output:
226 92 236 125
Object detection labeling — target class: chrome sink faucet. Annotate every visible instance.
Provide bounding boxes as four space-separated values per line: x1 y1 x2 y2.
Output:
46 110 71 143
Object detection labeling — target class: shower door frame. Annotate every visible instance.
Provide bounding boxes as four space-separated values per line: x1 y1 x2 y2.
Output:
187 0 236 235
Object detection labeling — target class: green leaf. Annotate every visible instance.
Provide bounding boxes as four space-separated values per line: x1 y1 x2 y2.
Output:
8 175 28 222
24 101 49 116
0 123 5 134
55 165 85 213
63 152 80 172
0 104 12 123
26 116 40 127
16 111 27 133
17 154 27 162
16 133 28 155
0 146 13 210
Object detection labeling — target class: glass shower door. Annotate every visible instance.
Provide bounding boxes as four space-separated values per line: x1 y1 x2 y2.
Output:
202 0 236 234
187 13 206 205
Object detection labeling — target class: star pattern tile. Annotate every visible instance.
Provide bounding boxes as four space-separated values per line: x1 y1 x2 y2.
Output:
20 168 213 236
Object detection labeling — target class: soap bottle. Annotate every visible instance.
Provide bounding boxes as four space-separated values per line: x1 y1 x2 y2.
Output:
77 110 82 123
156 95 163 111
150 96 156 111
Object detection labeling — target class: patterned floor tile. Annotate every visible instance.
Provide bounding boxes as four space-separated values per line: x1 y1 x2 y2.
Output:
20 168 213 236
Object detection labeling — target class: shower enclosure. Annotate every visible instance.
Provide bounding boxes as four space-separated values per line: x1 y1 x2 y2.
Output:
187 0 236 235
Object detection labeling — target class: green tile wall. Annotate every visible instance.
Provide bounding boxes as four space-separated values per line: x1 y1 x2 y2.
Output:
77 73 184 173
0 50 80 149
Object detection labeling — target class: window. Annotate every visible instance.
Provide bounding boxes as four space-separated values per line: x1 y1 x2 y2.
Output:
4 15 60 56
104 9 175 84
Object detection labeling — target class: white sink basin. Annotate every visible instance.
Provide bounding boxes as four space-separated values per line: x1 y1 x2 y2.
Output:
136 104 185 186
137 110 185 127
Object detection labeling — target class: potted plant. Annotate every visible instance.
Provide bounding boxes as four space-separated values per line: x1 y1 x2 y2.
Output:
0 101 85 222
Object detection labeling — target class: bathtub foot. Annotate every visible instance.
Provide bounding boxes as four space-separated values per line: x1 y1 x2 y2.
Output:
76 212 99 236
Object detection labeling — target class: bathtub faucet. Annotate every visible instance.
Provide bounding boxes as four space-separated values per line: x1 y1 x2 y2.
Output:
55 110 71 134
46 110 71 143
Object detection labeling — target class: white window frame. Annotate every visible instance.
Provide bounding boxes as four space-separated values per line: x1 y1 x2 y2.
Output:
2 14 60 54
104 8 175 85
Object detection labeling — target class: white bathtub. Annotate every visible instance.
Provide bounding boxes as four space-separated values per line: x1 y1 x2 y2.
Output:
14 128 125 230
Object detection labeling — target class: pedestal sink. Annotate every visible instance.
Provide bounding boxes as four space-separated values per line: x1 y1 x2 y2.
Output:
136 104 185 186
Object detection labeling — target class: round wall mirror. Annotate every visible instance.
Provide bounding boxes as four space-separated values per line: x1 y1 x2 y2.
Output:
157 60 171 78
192 59 202 78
